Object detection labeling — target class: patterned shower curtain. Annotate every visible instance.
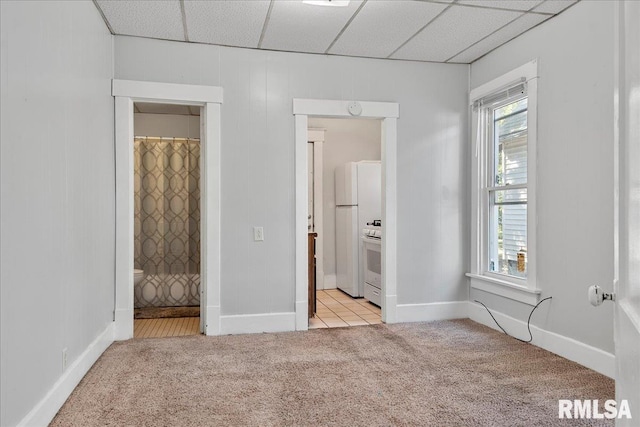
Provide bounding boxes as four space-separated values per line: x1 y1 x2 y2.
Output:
134 137 200 308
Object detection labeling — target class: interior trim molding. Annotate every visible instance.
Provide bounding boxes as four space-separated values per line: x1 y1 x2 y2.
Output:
113 308 134 340
396 301 468 323
293 99 399 118
468 301 615 378
468 273 541 306
112 79 223 339
16 323 115 427
220 312 297 335
112 79 223 104
293 98 400 331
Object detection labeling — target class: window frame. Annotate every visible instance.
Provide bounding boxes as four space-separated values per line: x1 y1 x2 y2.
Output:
486 94 528 283
467 60 540 306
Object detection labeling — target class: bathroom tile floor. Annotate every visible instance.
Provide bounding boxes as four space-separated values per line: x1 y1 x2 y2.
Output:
134 317 200 338
309 289 381 329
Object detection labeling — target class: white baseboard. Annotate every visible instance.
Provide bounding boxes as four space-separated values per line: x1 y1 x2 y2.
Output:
17 322 115 427
113 308 133 341
468 302 615 378
396 301 468 323
323 274 336 289
316 268 325 290
220 312 296 335
295 301 309 331
204 305 221 336
383 294 398 323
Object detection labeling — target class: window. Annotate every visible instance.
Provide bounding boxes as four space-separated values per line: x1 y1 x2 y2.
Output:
488 96 528 278
468 61 539 305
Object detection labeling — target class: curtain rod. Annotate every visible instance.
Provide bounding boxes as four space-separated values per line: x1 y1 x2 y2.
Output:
134 136 200 142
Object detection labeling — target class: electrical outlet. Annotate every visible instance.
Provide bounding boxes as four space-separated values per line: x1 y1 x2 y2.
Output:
62 348 68 371
253 226 264 241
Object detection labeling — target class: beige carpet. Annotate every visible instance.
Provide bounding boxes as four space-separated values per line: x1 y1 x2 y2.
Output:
51 320 614 426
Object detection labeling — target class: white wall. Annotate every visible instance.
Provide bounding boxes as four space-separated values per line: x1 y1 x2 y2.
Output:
115 36 469 314
308 117 381 287
134 113 200 139
470 0 615 353
0 1 114 426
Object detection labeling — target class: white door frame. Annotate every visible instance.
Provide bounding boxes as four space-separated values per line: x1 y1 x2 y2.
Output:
613 0 640 422
293 99 399 330
112 79 223 339
308 128 325 289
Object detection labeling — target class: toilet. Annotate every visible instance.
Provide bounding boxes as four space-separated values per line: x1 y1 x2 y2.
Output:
134 269 144 286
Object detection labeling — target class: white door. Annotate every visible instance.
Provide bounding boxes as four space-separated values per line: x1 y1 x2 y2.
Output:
614 1 640 424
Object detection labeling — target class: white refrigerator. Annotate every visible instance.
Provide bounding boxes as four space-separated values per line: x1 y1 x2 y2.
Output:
335 161 381 297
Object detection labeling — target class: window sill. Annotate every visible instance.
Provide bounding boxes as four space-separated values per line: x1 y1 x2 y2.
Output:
466 273 541 306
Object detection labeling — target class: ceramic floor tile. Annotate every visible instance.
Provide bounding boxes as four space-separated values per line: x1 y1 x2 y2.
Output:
351 308 374 315
340 313 362 321
360 312 381 319
321 312 342 319
313 290 380 329
322 301 342 306
342 302 362 308
309 318 328 329
346 319 369 326
323 320 349 328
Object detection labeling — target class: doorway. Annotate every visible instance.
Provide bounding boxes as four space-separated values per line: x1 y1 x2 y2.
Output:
293 99 400 331
112 80 223 340
132 103 202 338
307 118 383 328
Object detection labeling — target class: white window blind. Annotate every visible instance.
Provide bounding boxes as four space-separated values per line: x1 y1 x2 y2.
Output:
472 80 527 111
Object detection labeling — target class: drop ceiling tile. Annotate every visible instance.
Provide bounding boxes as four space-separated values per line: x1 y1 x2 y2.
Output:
458 0 544 12
329 1 448 58
532 0 577 15
457 0 543 12
184 0 270 48
96 1 184 41
260 0 364 54
449 12 549 63
391 5 522 62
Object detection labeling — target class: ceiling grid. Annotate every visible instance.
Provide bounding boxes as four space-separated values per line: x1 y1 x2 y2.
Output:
94 0 579 64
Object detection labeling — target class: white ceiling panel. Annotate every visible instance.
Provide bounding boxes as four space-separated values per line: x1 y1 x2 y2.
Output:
392 5 522 62
96 0 184 41
93 0 580 64
532 0 578 15
449 12 549 63
260 0 364 54
329 0 448 58
184 0 270 48
457 0 544 12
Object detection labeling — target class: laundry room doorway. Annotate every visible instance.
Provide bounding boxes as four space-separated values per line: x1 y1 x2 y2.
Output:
293 99 399 331
307 118 383 328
